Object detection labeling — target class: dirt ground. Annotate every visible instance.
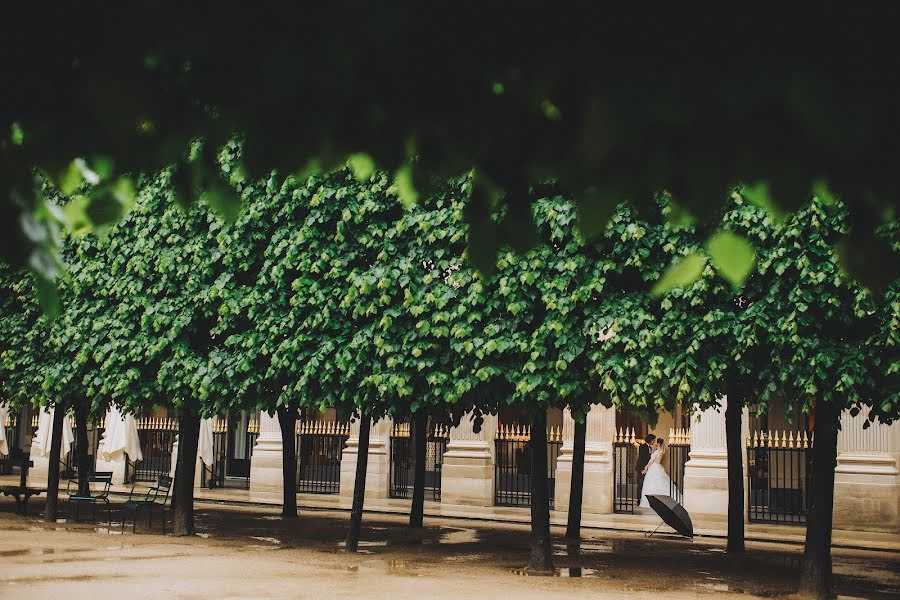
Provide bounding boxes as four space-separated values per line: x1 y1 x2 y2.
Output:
0 499 898 599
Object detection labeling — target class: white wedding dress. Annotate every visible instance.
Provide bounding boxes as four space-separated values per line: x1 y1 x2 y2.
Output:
639 448 673 507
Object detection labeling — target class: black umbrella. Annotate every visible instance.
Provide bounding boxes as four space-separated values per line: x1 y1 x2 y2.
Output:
646 494 693 538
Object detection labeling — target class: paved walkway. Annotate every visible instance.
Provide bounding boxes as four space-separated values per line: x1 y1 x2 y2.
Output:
3 505 899 598
4 474 897 553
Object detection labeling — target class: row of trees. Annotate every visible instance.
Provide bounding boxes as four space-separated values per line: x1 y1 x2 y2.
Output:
1 152 896 598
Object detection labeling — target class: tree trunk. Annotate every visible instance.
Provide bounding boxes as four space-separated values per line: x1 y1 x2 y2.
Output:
44 405 66 522
172 410 201 536
800 396 838 599
565 419 586 539
277 406 298 519
409 411 428 528
346 415 371 552
725 387 745 554
72 396 91 496
529 410 554 572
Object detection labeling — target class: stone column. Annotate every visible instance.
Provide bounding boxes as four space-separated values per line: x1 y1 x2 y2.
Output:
683 397 748 516
340 416 392 500
834 407 900 533
249 411 283 494
554 405 616 514
440 412 497 506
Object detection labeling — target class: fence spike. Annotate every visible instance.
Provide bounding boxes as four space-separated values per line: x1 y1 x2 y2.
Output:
787 431 794 449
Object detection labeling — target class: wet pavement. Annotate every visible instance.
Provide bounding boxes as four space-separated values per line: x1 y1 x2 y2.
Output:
0 499 898 599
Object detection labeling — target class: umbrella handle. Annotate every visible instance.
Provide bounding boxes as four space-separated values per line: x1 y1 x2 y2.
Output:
644 521 665 538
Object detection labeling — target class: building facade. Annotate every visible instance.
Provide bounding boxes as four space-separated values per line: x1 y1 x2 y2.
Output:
11 398 898 534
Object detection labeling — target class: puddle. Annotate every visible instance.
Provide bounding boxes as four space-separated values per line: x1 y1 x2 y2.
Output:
698 582 730 592
337 541 388 549
442 552 494 563
386 560 422 576
250 536 282 544
557 567 599 578
436 528 478 545
0 548 57 557
94 527 122 535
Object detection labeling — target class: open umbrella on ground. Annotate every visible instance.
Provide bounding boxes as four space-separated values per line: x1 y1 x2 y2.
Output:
99 407 143 463
0 405 8 457
33 407 74 458
646 494 694 538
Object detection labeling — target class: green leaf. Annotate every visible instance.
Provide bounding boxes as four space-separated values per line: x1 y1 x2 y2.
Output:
204 180 242 223
652 253 706 295
348 153 375 181
10 122 24 146
741 181 786 222
35 276 60 320
394 165 419 208
706 231 756 288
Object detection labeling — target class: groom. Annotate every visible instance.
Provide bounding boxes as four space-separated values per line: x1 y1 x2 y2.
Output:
635 433 656 499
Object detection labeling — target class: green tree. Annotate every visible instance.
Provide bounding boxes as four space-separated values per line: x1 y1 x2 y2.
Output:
648 194 777 553
85 166 235 535
751 197 897 599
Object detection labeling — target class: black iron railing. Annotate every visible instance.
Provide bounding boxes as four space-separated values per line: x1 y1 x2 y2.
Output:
493 424 562 508
748 430 812 525
1 412 28 474
126 418 178 483
388 422 449 501
667 429 691 504
296 421 349 494
613 432 639 514
202 415 258 490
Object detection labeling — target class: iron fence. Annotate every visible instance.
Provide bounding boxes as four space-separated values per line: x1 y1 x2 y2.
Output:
666 428 691 503
748 430 812 525
388 422 449 501
613 429 639 513
202 416 258 489
0 412 29 474
126 418 178 483
494 424 562 508
296 420 349 494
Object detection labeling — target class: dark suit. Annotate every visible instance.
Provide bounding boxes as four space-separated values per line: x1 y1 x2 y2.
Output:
635 442 651 498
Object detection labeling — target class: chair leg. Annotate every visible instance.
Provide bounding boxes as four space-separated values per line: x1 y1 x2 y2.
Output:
161 508 166 535
133 508 138 534
121 509 126 533
107 501 111 527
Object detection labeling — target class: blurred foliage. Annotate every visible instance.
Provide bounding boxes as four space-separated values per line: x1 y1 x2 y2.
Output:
2 5 899 304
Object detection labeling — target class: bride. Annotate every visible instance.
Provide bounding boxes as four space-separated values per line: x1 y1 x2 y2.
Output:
639 438 674 507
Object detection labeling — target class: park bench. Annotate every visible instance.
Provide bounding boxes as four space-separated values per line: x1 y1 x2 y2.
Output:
121 474 172 534
0 456 43 515
66 471 113 524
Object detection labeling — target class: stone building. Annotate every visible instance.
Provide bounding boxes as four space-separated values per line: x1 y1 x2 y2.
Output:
11 398 898 534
